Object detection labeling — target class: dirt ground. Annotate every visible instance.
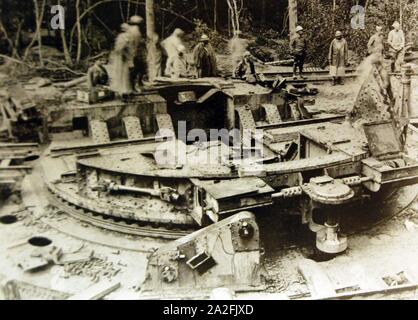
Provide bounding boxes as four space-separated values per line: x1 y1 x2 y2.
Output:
311 80 361 115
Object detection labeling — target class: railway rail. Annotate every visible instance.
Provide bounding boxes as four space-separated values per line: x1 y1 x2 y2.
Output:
47 192 196 240
261 68 358 84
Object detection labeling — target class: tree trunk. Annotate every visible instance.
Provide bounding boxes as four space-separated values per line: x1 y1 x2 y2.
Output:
288 0 298 35
23 0 46 65
58 0 72 65
14 19 23 58
400 0 403 26
146 0 156 81
214 0 218 32
35 0 45 67
75 0 82 64
226 0 239 33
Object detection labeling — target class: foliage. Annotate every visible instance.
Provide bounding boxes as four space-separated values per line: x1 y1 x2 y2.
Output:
249 28 291 61
186 19 227 53
1 0 418 69
298 0 418 66
297 0 355 66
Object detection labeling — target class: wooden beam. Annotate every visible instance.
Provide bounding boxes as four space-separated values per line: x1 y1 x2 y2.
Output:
67 281 120 300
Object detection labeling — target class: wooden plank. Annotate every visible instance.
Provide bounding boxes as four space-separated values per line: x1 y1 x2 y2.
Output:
257 115 345 130
67 281 120 300
0 165 32 171
298 259 336 298
260 153 352 175
0 159 11 168
319 283 418 300
0 142 38 147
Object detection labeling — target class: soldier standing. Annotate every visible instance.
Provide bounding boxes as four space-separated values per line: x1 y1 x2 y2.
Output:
109 23 134 96
388 21 405 72
161 28 185 76
168 45 190 79
147 32 163 81
328 31 349 85
126 16 146 91
193 34 217 78
290 26 307 79
229 30 248 76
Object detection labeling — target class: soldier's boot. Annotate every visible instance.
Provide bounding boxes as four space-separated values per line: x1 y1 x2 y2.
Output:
298 64 306 79
293 66 298 79
299 69 306 80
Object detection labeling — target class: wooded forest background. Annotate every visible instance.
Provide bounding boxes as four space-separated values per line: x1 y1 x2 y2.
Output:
1 0 418 71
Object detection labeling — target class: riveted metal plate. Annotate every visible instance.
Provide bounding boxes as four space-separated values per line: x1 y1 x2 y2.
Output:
236 106 256 130
122 116 144 140
89 120 110 144
289 102 301 121
352 66 392 124
156 114 175 134
261 104 282 124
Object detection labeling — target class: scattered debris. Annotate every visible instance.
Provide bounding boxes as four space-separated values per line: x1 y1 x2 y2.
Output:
63 256 121 283
57 250 94 265
17 256 50 272
382 271 411 287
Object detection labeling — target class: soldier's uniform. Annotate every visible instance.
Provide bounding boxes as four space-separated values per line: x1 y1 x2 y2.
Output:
290 26 307 79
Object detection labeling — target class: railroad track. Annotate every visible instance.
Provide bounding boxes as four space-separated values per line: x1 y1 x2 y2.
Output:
47 192 196 240
258 67 357 84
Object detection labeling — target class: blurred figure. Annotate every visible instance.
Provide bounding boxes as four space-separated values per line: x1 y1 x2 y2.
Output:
234 51 264 84
229 30 248 75
168 45 190 79
367 26 384 57
109 23 134 95
388 21 405 72
147 32 163 81
162 28 185 76
328 31 348 85
193 34 217 78
290 25 307 79
126 15 146 91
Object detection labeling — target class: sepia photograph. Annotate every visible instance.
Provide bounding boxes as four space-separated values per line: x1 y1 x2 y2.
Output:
0 0 418 304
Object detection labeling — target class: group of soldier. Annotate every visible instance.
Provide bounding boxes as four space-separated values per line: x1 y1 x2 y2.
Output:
92 15 219 96
88 15 408 96
290 21 406 86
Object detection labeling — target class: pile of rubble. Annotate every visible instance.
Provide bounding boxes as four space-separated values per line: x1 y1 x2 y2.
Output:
62 256 121 283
